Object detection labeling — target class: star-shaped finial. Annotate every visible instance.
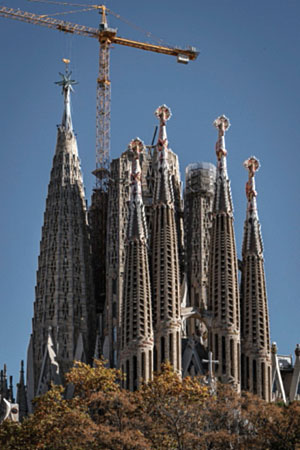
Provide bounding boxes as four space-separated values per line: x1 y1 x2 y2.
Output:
55 59 78 94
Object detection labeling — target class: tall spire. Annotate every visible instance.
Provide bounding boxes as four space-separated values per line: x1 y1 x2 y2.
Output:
209 115 240 390
55 59 77 132
151 105 181 374
120 138 153 390
240 157 271 400
28 66 95 402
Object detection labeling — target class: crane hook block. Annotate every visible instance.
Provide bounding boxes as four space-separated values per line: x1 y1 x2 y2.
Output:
177 54 189 64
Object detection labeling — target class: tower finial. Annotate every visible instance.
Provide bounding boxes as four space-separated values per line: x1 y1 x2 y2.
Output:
213 115 230 161
244 156 260 214
128 137 144 204
155 104 172 166
55 59 77 132
127 138 147 241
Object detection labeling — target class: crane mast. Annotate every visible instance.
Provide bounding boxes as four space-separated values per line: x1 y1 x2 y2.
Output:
94 8 117 189
0 4 199 191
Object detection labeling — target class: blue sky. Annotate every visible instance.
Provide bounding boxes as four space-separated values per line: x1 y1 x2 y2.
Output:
0 0 299 387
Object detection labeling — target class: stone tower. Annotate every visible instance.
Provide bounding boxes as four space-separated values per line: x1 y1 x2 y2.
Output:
240 157 271 400
184 162 216 338
104 150 131 368
27 67 95 404
151 105 182 374
209 115 240 390
120 138 154 390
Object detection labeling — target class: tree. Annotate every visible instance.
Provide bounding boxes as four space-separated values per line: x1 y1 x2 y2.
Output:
135 362 209 450
0 360 299 450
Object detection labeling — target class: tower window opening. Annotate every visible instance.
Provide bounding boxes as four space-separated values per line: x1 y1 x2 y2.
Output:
133 355 138 391
222 336 226 374
161 336 165 363
253 359 257 394
126 360 130 390
169 333 173 366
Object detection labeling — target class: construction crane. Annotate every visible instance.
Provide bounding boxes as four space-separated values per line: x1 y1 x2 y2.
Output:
0 3 198 189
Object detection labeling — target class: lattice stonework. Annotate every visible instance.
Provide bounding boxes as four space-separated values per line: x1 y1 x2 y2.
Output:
119 139 154 391
240 157 271 400
184 163 216 319
209 116 241 390
151 106 182 374
31 120 95 394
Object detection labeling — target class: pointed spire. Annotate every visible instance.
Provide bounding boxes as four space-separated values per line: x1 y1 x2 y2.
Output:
9 376 13 402
55 59 77 132
18 360 25 387
213 115 233 214
17 360 28 421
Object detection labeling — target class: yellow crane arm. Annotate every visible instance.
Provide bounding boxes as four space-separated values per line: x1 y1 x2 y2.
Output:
113 36 198 61
0 6 198 61
0 6 99 38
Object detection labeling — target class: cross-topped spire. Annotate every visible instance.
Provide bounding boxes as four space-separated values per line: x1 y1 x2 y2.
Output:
55 59 77 132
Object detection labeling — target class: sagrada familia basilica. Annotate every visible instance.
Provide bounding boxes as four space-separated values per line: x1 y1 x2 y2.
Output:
1 68 299 421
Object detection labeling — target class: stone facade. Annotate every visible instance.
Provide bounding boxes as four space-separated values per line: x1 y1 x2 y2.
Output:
20 76 298 406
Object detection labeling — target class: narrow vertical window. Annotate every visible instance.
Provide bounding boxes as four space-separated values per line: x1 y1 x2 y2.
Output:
149 349 152 380
126 360 130 390
133 355 137 391
141 352 145 381
161 336 165 363
177 331 180 371
241 353 245 390
169 333 173 366
237 343 240 383
230 339 234 377
222 336 226 375
154 345 157 372
261 362 265 400
253 359 257 394
246 356 249 390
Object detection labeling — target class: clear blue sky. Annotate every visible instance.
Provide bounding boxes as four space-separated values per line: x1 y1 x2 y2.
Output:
0 0 299 387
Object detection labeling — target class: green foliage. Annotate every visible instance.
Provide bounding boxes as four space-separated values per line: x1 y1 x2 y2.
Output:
0 360 299 450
